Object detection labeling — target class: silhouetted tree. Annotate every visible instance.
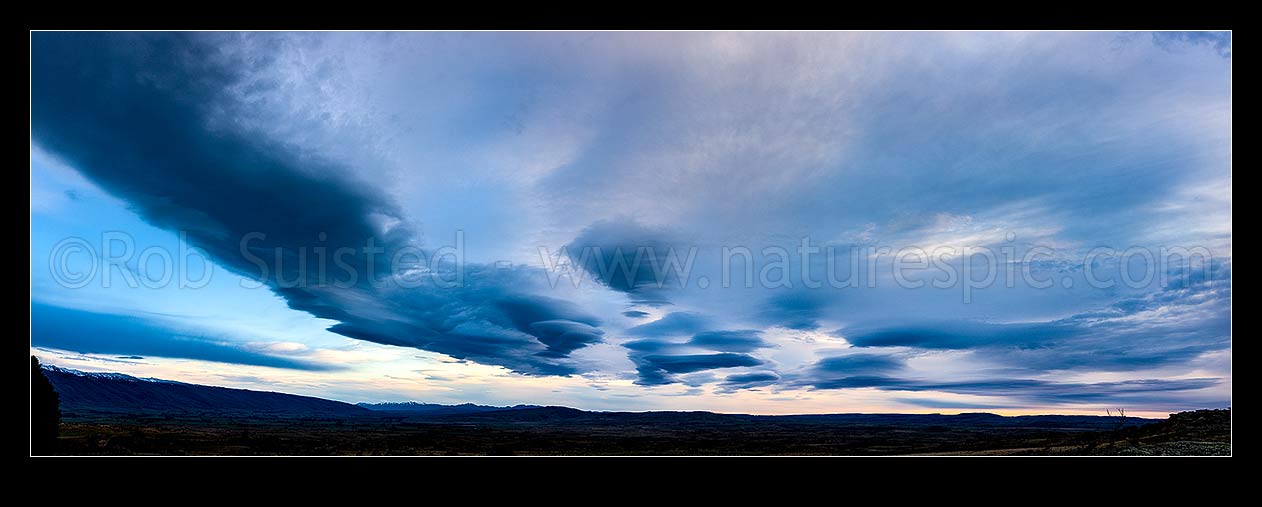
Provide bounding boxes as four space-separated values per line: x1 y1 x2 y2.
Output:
1106 408 1128 432
31 356 61 455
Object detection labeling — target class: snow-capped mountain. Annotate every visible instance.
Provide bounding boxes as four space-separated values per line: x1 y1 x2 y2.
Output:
42 364 185 385
39 363 369 417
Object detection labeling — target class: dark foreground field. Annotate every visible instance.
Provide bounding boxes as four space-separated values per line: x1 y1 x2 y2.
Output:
53 408 1230 456
38 364 1230 456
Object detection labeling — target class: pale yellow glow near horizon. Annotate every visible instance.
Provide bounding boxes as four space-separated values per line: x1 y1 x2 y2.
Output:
31 345 1208 419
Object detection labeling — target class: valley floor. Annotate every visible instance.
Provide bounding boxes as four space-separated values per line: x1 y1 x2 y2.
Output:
50 409 1230 456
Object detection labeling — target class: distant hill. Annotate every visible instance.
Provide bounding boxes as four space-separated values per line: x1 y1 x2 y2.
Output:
421 406 1158 429
357 401 541 416
43 364 1163 428
43 365 369 417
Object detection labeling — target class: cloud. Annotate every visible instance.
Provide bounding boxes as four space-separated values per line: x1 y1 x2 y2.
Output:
622 339 678 353
618 312 771 384
646 354 763 374
814 376 1221 407
526 320 605 358
721 372 781 390
626 312 713 338
840 261 1231 372
634 353 764 386
30 32 605 377
1151 32 1231 58
795 353 906 389
797 351 1223 408
813 353 906 374
565 219 688 301
622 328 771 362
756 292 828 331
687 330 771 352
843 321 1071 350
494 295 604 358
30 303 335 371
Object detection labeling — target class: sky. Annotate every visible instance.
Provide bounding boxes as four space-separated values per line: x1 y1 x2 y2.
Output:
29 31 1231 417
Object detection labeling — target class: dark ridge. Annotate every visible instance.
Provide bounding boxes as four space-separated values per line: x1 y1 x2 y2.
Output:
357 401 541 416
43 365 369 418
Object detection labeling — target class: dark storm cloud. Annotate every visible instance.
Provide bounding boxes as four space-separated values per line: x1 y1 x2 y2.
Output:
756 292 828 331
644 353 763 373
622 310 651 319
622 329 770 357
30 32 604 376
844 321 1072 350
797 353 907 389
633 353 764 386
721 372 781 390
30 303 335 371
687 330 771 353
526 320 605 357
565 219 688 301
726 372 780 383
31 32 409 289
622 314 773 384
814 354 906 374
622 339 677 353
290 266 605 375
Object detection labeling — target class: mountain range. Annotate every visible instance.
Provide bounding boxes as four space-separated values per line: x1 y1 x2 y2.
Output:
43 365 369 417
356 401 542 416
42 364 1156 428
